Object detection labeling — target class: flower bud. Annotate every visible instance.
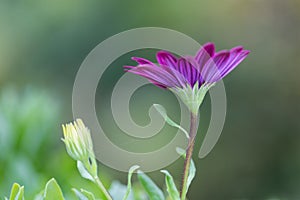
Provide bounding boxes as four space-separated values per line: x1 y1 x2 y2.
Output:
62 119 97 178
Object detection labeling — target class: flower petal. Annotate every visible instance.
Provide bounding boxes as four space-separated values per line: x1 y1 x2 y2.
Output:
132 57 154 65
201 51 230 83
177 58 199 86
219 48 250 78
125 64 182 88
160 64 188 88
125 43 249 91
195 42 215 70
156 51 178 69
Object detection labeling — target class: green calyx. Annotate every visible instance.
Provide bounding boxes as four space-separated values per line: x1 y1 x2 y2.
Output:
170 82 215 115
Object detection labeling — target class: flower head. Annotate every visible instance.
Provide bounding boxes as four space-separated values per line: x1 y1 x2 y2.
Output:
124 43 250 114
62 119 97 178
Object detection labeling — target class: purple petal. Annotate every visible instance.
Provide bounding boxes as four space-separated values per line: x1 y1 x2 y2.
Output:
125 66 167 88
125 64 182 88
219 49 250 78
148 80 167 88
160 64 188 88
195 42 215 70
201 51 230 83
125 43 250 89
156 51 178 69
124 65 135 70
132 57 154 65
177 58 199 86
126 69 171 88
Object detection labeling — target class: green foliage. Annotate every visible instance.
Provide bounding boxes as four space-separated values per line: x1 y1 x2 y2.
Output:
0 87 59 159
43 178 64 200
77 160 95 181
8 183 24 200
123 165 140 200
0 88 192 200
160 170 180 200
186 160 196 192
72 188 96 200
137 170 165 200
153 104 189 139
0 88 61 197
176 148 196 195
6 178 66 200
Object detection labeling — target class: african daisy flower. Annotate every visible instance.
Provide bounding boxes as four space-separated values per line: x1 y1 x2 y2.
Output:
124 42 250 114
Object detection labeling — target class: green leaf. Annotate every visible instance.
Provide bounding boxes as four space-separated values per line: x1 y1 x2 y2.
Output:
132 184 148 200
73 189 88 200
80 189 96 200
9 183 20 200
77 161 94 181
72 188 96 200
186 159 196 191
175 147 185 157
153 104 189 139
9 183 24 200
43 178 64 200
175 148 196 193
137 170 165 200
123 165 140 200
160 170 180 200
33 190 44 200
17 187 24 200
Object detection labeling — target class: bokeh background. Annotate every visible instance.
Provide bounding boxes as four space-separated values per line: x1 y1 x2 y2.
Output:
1 0 300 199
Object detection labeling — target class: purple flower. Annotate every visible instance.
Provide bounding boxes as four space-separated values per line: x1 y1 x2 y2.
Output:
124 43 250 114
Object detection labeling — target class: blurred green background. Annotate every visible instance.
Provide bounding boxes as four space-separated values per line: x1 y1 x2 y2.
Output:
1 0 300 199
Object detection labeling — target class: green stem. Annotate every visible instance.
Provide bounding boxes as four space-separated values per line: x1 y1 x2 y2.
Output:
180 112 198 200
94 176 113 200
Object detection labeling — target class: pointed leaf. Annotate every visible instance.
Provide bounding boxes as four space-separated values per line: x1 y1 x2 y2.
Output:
176 147 196 193
186 159 196 191
175 147 185 156
77 161 94 181
33 190 44 200
153 104 189 139
9 183 20 200
137 170 165 200
123 165 140 200
16 187 24 200
80 189 96 200
72 188 96 200
160 170 180 200
9 183 24 200
72 189 89 200
43 178 64 200
132 185 148 200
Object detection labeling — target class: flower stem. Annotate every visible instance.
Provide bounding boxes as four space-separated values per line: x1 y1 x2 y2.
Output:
94 176 113 200
180 112 198 200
